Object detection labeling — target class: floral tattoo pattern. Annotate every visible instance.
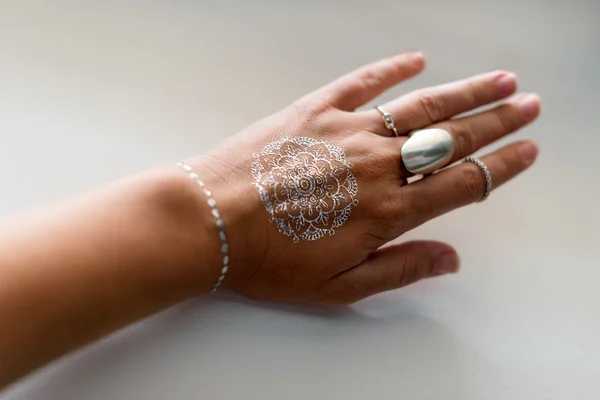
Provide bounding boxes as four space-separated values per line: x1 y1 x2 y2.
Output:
251 137 358 242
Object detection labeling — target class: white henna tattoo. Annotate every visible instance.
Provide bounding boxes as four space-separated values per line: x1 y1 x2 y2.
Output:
251 137 359 242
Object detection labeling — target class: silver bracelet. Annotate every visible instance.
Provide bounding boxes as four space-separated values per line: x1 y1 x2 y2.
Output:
176 162 230 292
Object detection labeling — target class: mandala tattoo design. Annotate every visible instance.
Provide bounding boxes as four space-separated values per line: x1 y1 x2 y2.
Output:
251 136 359 242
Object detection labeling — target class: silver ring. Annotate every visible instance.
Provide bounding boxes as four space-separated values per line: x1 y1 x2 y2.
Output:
464 157 492 202
375 106 400 136
401 128 455 175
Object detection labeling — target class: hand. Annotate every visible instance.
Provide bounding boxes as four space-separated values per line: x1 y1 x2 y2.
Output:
186 51 540 305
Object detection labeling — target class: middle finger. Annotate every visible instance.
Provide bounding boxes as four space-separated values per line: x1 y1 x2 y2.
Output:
425 92 541 167
385 92 541 178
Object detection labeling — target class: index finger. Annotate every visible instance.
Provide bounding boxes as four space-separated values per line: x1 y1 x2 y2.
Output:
304 51 426 112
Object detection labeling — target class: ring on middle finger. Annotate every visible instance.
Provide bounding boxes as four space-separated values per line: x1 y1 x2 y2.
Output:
401 128 455 175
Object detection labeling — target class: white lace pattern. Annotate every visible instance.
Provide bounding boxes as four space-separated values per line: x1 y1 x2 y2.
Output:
251 137 358 242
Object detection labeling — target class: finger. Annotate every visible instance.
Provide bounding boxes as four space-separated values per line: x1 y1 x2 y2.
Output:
307 51 426 112
359 70 518 135
432 93 541 165
329 241 459 303
386 92 541 178
399 140 539 232
390 93 541 177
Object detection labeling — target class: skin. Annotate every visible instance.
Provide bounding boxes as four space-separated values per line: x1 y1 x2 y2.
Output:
0 51 540 388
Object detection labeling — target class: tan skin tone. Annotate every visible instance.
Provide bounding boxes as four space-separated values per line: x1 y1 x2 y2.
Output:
0 51 540 388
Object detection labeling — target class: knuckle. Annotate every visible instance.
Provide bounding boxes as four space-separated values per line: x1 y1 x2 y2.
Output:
465 79 482 105
360 68 385 91
291 99 329 121
369 187 406 238
417 91 444 123
396 252 421 287
495 106 520 133
495 152 511 179
452 125 476 156
385 193 409 229
460 165 485 200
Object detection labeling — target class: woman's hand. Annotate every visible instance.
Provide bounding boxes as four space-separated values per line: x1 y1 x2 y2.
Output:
186 51 540 305
0 51 541 385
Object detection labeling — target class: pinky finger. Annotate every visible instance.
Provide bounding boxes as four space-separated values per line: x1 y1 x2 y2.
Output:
327 241 459 304
400 140 539 231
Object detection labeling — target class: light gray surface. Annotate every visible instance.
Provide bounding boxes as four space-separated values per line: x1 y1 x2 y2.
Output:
1 1 599 399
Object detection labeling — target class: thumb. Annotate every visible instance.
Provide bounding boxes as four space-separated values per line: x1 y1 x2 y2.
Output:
331 241 460 303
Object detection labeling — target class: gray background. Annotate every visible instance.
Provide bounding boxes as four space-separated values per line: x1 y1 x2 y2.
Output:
1 1 599 399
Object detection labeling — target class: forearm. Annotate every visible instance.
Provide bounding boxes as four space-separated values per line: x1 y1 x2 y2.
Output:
0 165 217 387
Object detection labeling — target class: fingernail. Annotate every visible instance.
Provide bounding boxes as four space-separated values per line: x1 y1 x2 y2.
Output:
433 253 459 275
410 51 425 67
497 73 517 97
518 93 541 121
518 141 539 164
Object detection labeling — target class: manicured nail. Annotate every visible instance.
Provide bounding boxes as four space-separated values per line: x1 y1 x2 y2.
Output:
497 73 517 97
433 252 459 275
518 93 541 121
518 141 539 164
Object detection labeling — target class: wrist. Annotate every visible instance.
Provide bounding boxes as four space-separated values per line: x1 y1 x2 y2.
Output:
181 154 269 293
145 165 224 297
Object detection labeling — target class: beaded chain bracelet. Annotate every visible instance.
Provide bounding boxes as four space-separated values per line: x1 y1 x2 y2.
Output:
176 162 229 292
